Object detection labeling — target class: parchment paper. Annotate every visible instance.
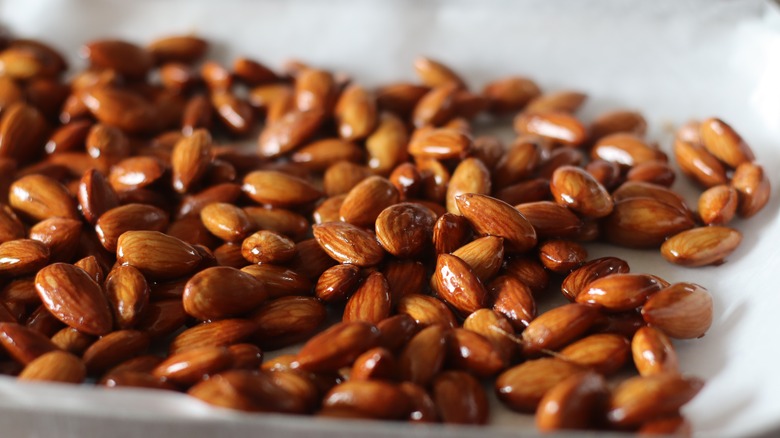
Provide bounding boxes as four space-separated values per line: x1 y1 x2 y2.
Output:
0 0 779 436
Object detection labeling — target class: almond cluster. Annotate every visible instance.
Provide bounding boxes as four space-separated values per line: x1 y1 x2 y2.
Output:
0 33 771 434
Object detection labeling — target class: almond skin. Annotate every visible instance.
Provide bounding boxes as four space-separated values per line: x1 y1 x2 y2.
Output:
0 239 50 277
34 263 113 335
296 321 381 373
591 133 667 167
241 230 296 264
446 157 491 214
78 168 120 224
455 193 537 254
396 294 458 328
116 230 202 280
433 253 489 317
152 346 233 386
171 129 212 193
408 127 471 159
514 111 587 146
169 319 259 355
452 236 504 283
525 90 587 113
375 202 436 258
343 271 392 324
312 222 385 267
95 203 170 252
18 350 87 383
522 303 600 355
0 103 47 163
489 274 536 331
673 138 728 188
661 226 742 267
535 372 609 432
399 324 449 386
9 174 80 221
242 170 322 207
183 266 268 321
334 84 377 141
608 373 704 428
698 185 738 226
339 176 400 227
641 283 713 339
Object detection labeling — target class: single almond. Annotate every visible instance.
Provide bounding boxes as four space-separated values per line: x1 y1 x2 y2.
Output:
514 111 587 146
515 201 582 240
559 333 631 375
550 165 613 218
243 170 322 207
0 239 50 277
82 329 150 375
413 56 465 89
504 257 550 295
446 157 491 214
489 274 536 331
105 265 149 330
375 202 436 258
50 327 95 355
295 68 336 113
641 282 713 339
525 90 587 113
603 198 696 249
699 117 755 168
589 109 647 140
257 109 324 157
661 226 742 267
612 181 694 220
433 253 489 317
0 103 47 163
296 321 380 373
522 303 600 355
152 346 233 386
538 239 588 274
365 112 409 175
482 76 541 114
492 137 542 189
147 35 208 64
82 39 152 79
455 193 537 253
18 350 86 383
447 328 507 378
496 358 584 412
0 322 60 364
433 370 489 424
561 257 631 301
9 174 79 221
591 133 667 167
608 373 704 427
432 212 472 254
323 380 410 420
251 296 326 350
632 326 679 377
577 273 664 312
376 314 420 353
698 185 738 225
334 84 377 141
397 294 458 328
199 202 252 243
211 91 254 135
78 168 120 224
183 266 267 320
673 139 728 188
535 372 609 432
312 221 384 267
731 162 771 218
343 271 392 324
240 264 313 298
28 217 82 262
240 230 296 264
242 206 310 240
171 129 212 193
351 347 397 381
34 263 112 335
408 127 471 159
399 324 449 386
452 236 504 283
291 138 364 171
96 203 170 252
108 156 166 191
116 230 202 280
339 176 400 227
626 161 675 187
169 319 259 355
80 86 158 134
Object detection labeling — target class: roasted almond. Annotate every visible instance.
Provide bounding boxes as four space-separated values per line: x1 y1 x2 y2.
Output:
0 239 50 277
117 230 202 279
525 90 587 114
350 347 397 381
376 314 420 353
296 321 380 373
295 68 336 113
661 226 742 267
483 76 541 114
200 202 252 243
78 168 120 225
152 346 233 387
577 273 664 312
375 202 436 259
673 138 728 188
591 133 667 167
365 112 409 175
632 326 679 377
522 303 600 355
698 185 738 225
559 333 630 375
504 256 550 295
169 318 259 355
399 324 449 386
432 212 471 254
608 373 704 428
343 271 392 324
447 328 507 378
183 266 267 320
514 111 587 146
731 162 770 218
408 127 471 159
0 322 59 364
81 329 150 375
314 264 361 303
489 274 535 331
252 296 327 350
538 239 588 274
243 170 322 207
535 371 609 432
257 109 324 157
82 39 152 79
433 253 489 317
147 35 208 64
496 358 584 412
171 129 212 193
433 370 489 424
550 165 613 218
108 156 166 191
339 176 400 227
242 206 310 240
699 117 755 168
80 86 158 134
95 203 170 252
452 236 504 283
9 174 79 221
589 110 647 141
455 193 537 253
312 221 384 267
323 380 410 420
396 294 457 328
18 350 86 383
291 138 364 171
334 84 377 141
603 198 695 249
561 257 630 301
413 56 465 89
641 283 713 339
34 263 112 335
446 157 491 214
0 103 47 163
104 265 149 330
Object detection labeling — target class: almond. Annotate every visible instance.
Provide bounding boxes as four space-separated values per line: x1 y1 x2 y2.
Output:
200 202 252 243
183 266 267 320
608 373 704 427
78 169 120 224
376 314 420 353
731 162 771 218
334 84 377 141
589 109 647 140
626 161 675 187
0 204 24 244
561 257 630 301
95 203 170 252
591 133 667 167
452 236 504 283
117 230 202 279
251 296 326 350
603 198 695 248
314 264 361 303
496 358 584 412
522 303 600 355
698 185 738 225
288 238 337 280
433 370 489 424
82 329 150 375
9 174 79 221
147 35 208 64
514 111 587 146
28 217 81 262
661 226 742 267
240 264 313 298
433 253 489 317
559 334 631 375
576 273 665 312
82 39 152 79
243 170 322 207
482 76 541 114
699 117 755 168
34 263 112 335
631 326 679 377
538 239 588 274
211 91 254 135
399 324 449 386
515 201 582 240
152 346 233 387
413 56 465 89
446 157 491 214
291 138 364 171
673 139 728 188
171 129 212 193
295 68 336 113
0 103 47 162
177 183 242 219
108 156 166 191
447 328 507 378
257 109 324 157
50 327 95 355
432 212 472 254
80 86 158 134
343 271 392 324
323 380 410 420
375 202 436 258
240 230 296 264
105 265 149 330
525 90 587 113
0 322 59 364
350 347 397 381
339 176 400 227
396 294 457 328
18 350 86 383
136 299 187 339
408 127 471 159
612 181 694 220
169 319 259 355
489 274 536 331
536 147 586 179
0 239 50 277
535 372 609 432
492 137 542 189
550 165 613 218
296 321 380 373
242 206 310 240
312 222 384 267
455 193 537 253
365 112 409 175
641 283 713 339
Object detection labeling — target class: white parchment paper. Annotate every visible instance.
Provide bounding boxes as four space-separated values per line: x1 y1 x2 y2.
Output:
1 0 779 436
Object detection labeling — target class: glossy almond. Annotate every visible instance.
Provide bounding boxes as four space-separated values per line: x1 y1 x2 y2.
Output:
492 137 542 189
183 266 267 320
538 239 587 274
589 110 647 140
296 321 380 373
334 84 376 141
0 103 47 162
95 203 169 252
408 127 471 159
376 314 420 353
80 86 158 134
577 273 664 311
78 169 120 224
28 217 81 262
536 372 609 432
559 333 630 375
496 358 584 412
200 202 252 243
603 198 695 249
698 185 738 225
446 158 491 214
434 253 489 317
632 326 679 377
105 265 149 329
323 380 410 420
343 271 392 324
483 76 541 114
673 139 728 188
152 346 233 386
641 283 713 339
10 174 79 221
514 111 587 146
116 230 202 279
0 239 50 277
34 263 112 335
550 165 613 218
108 156 166 191
489 274 535 331
522 303 600 355
447 328 506 378
257 110 323 157
365 112 409 175
399 324 449 386
18 350 86 383
452 236 504 283
0 204 24 244
612 181 693 220
169 319 259 355
0 322 59 364
252 296 326 349
339 176 399 227
375 202 436 258
396 294 457 328
525 91 587 114
515 201 582 240
591 133 667 167
242 206 309 240
148 35 208 64
211 91 254 135
312 222 384 267
661 226 742 267
81 329 150 374
608 373 704 427
561 257 630 301
432 212 471 254
171 129 212 193
413 56 465 88
83 39 152 79
433 370 489 424
699 117 755 168
243 170 322 207
731 162 770 218
455 193 537 253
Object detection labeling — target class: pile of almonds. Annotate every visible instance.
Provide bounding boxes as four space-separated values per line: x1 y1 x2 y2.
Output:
0 32 772 435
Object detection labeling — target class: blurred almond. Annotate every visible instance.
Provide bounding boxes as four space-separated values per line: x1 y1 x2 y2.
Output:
641 282 713 339
243 170 322 207
632 326 679 377
514 111 587 146
252 296 326 349
171 129 212 193
0 322 59 364
343 271 392 324
525 91 586 113
148 35 208 64
169 318 259 355
312 221 384 267
496 358 583 412
105 265 149 330
698 185 738 225
589 110 647 141
297 321 380 373
433 370 489 424
257 109 323 157
699 117 754 168
10 174 79 221
483 76 541 114
603 198 695 249
400 324 449 386
0 103 47 163
29 217 82 262
446 157 490 214
452 236 504 283
608 373 704 428
413 56 465 89
731 162 770 218
153 346 232 386
591 134 667 167
408 127 471 160
0 239 50 276
108 156 166 191
365 112 409 175
559 334 630 375
18 350 86 383
334 84 377 141
673 139 728 188
397 294 457 328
